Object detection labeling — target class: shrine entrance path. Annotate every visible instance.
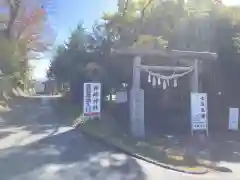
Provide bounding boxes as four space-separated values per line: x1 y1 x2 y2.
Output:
0 95 239 180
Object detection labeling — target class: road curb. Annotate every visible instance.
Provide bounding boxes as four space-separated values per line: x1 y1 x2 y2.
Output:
79 128 208 175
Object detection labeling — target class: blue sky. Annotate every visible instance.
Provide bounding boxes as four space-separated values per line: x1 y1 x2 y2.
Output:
32 0 240 80
32 0 117 80
52 0 117 45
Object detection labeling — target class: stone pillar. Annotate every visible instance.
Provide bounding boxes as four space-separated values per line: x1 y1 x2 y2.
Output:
191 59 199 93
132 56 142 89
130 56 145 138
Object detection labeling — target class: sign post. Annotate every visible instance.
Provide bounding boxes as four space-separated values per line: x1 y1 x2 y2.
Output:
228 108 239 131
190 93 208 136
83 82 101 119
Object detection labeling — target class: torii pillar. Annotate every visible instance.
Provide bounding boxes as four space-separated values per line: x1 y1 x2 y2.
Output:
130 56 145 138
191 59 199 93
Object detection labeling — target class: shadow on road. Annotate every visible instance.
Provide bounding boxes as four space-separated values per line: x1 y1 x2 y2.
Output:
0 129 146 180
0 96 69 135
2 96 240 178
0 97 147 180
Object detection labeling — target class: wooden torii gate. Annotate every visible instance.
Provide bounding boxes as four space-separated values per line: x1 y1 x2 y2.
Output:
112 47 218 138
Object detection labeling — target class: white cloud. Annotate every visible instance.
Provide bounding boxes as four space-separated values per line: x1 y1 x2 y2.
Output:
222 0 240 6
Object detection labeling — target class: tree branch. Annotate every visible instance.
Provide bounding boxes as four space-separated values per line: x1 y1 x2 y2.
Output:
133 0 154 43
16 7 45 40
6 0 21 39
141 0 154 22
122 0 129 16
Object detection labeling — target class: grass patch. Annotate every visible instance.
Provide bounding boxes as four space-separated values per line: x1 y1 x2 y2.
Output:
51 95 82 120
77 115 208 173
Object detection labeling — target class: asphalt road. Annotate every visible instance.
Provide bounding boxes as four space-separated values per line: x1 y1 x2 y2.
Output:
0 96 239 180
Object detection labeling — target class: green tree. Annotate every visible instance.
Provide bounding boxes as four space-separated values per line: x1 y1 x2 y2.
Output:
48 24 109 100
48 0 240 107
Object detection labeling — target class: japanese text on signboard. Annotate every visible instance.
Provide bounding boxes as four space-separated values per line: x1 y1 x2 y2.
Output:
83 83 101 117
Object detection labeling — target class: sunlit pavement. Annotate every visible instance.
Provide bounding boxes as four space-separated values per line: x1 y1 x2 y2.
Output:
0 96 239 180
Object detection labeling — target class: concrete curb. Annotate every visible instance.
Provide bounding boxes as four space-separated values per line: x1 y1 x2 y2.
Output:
79 129 208 175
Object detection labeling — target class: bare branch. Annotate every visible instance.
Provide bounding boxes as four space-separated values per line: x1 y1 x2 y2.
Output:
133 0 154 43
6 0 21 39
122 0 129 16
141 0 154 22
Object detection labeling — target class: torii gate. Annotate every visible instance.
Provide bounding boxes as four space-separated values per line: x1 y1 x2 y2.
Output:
112 47 218 138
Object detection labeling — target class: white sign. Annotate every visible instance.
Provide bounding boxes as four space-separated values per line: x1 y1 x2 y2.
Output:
116 91 128 103
190 93 208 134
228 108 239 130
130 89 145 138
83 83 101 117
